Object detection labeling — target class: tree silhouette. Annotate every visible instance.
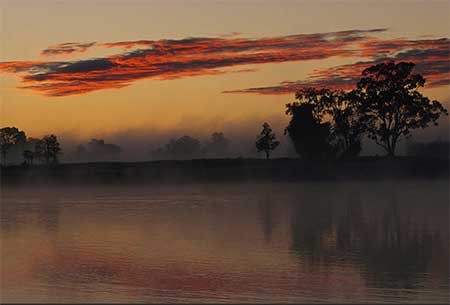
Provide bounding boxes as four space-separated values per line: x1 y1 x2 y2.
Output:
28 138 46 164
86 139 122 161
285 88 363 159
326 90 363 158
285 97 333 160
42 135 61 165
22 150 34 166
168 135 201 159
356 61 448 156
203 132 230 158
256 122 280 159
151 135 202 160
0 127 26 165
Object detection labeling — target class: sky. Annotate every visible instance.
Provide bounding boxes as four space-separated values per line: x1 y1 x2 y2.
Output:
0 0 449 159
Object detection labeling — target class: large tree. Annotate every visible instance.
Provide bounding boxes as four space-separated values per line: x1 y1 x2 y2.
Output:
285 88 362 159
0 127 26 165
356 61 448 156
285 102 333 160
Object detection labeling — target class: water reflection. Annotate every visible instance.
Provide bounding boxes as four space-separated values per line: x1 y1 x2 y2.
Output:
289 182 449 294
1 181 448 303
259 195 276 243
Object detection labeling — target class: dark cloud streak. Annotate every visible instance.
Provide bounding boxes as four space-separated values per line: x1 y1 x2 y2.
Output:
0 29 387 97
41 42 97 56
224 38 450 95
3 29 449 97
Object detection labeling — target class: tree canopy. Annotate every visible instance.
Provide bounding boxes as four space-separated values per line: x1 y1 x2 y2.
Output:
0 127 26 164
285 88 362 159
256 122 280 159
356 61 448 156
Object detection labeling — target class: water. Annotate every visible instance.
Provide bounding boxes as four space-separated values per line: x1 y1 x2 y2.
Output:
1 180 448 303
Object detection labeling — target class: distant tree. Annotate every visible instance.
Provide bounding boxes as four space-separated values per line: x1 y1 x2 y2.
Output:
356 61 448 156
72 144 88 162
86 139 122 161
407 140 449 158
256 122 280 159
28 138 45 164
203 132 230 157
166 135 202 159
0 127 26 165
42 135 61 164
75 144 87 155
149 147 166 160
151 135 202 160
285 88 363 160
23 150 34 166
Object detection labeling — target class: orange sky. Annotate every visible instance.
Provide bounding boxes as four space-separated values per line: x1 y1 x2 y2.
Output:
0 0 448 155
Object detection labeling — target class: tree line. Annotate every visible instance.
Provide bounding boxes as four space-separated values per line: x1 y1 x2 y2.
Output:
257 61 448 159
0 127 61 166
1 61 448 165
150 132 231 160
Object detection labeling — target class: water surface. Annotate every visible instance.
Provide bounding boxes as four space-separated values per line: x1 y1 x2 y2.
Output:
1 180 448 303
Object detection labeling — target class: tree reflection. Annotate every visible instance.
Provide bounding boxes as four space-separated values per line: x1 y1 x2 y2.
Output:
259 195 275 242
290 187 447 289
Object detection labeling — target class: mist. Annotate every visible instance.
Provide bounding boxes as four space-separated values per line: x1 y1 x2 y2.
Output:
56 114 448 162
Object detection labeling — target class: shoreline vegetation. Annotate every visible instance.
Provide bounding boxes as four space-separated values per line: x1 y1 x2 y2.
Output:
1 61 448 178
1 156 448 186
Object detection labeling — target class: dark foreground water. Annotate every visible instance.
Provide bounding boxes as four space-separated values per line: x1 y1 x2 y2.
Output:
1 180 449 303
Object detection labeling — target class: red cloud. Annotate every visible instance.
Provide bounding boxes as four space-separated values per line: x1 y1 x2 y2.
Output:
224 38 450 95
3 29 446 98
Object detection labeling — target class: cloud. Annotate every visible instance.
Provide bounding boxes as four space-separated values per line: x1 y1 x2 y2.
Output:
224 38 450 95
41 42 97 56
0 29 386 97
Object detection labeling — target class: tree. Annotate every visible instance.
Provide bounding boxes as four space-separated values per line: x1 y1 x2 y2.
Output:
42 135 61 164
326 89 364 158
23 150 34 166
166 135 201 159
285 88 363 160
356 61 448 156
256 122 280 159
28 138 45 164
151 135 202 160
86 139 122 161
0 127 26 165
285 102 333 160
203 132 230 157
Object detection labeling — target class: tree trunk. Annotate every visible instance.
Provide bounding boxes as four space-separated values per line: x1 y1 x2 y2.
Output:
1 151 6 165
265 151 270 159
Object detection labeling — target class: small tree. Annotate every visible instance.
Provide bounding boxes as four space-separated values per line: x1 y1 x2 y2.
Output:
256 122 280 159
356 61 448 156
0 127 26 165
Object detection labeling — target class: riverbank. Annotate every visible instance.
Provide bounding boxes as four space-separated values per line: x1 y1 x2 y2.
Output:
1 156 448 186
